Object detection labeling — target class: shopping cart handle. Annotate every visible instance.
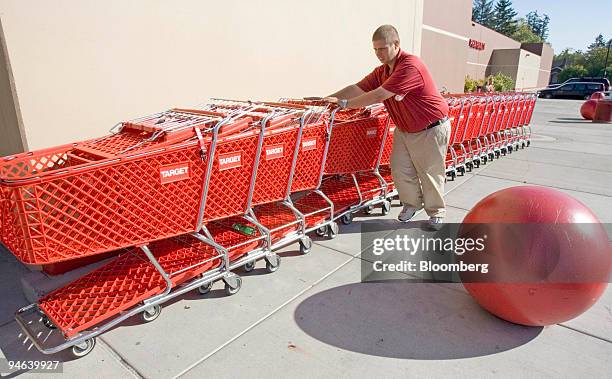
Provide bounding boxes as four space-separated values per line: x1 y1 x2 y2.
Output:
303 96 323 101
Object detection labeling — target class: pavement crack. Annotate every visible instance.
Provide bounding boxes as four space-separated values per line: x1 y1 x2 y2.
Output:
98 337 145 378
557 324 612 344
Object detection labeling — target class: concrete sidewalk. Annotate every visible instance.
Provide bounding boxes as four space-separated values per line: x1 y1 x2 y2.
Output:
1 99 611 378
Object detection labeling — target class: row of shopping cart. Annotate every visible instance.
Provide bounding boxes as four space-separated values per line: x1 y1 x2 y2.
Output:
0 93 536 358
445 92 536 179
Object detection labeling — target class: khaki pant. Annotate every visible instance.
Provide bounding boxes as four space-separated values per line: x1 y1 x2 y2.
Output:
390 120 451 218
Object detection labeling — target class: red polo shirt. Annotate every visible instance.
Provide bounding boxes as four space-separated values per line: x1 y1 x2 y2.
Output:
357 50 448 133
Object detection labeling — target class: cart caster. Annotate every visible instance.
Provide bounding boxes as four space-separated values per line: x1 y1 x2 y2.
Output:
521 142 526 149
382 200 391 215
489 153 495 161
457 167 465 176
466 162 473 172
299 236 312 254
328 222 339 239
41 315 56 330
341 213 353 225
474 160 480 168
71 338 96 358
507 146 513 154
527 140 530 147
315 226 327 237
363 205 374 215
495 151 500 158
482 156 488 164
224 275 242 296
265 255 281 273
243 261 256 272
141 304 162 323
197 280 214 295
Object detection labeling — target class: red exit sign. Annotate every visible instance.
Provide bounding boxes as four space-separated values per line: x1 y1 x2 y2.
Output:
469 39 486 50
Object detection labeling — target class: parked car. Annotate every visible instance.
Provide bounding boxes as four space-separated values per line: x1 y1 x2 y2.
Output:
548 77 610 91
539 82 605 99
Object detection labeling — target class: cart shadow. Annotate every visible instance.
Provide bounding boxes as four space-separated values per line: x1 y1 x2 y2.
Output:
294 281 542 360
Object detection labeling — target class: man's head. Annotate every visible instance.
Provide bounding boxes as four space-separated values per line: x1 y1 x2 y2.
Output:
372 25 400 66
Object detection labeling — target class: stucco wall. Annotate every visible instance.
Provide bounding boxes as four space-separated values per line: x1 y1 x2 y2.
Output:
420 0 471 93
0 0 423 153
516 50 542 90
467 22 521 80
0 18 26 155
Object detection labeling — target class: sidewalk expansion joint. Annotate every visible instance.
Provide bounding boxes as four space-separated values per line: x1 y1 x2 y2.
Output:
558 324 612 344
98 337 145 379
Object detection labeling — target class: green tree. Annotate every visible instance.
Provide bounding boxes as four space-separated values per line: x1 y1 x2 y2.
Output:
472 0 495 28
525 11 550 40
588 34 606 49
512 19 544 43
492 0 518 36
558 64 588 83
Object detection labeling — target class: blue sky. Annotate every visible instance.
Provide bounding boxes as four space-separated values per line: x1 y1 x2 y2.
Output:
507 0 611 51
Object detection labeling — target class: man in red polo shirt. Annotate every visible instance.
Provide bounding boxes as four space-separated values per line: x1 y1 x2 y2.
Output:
325 25 450 230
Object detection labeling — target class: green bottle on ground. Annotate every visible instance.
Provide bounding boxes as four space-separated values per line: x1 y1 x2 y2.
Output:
232 223 256 236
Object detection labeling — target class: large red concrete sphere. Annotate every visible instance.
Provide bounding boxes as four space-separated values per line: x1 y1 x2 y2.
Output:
460 186 612 326
580 100 597 120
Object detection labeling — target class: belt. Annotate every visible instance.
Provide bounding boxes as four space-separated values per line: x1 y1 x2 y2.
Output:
424 117 449 130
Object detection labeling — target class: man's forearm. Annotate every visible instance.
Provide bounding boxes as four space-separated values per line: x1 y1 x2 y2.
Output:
346 87 394 108
328 85 365 99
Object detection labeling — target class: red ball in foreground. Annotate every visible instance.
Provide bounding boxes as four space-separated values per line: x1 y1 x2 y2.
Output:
460 186 612 326
580 100 597 120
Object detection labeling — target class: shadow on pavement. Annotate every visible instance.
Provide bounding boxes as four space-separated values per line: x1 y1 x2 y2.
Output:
294 281 542 360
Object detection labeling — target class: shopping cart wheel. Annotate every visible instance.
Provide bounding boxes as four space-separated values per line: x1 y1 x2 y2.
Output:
224 276 242 296
507 146 513 154
521 142 526 149
341 213 353 225
243 261 256 272
474 160 480 168
71 338 96 358
482 156 488 164
382 200 391 216
197 281 214 295
489 153 495 161
328 222 339 239
299 237 312 254
457 167 465 176
466 162 473 172
315 226 327 237
41 315 57 330
495 151 501 159
364 205 374 215
141 304 162 323
526 140 531 147
265 255 281 273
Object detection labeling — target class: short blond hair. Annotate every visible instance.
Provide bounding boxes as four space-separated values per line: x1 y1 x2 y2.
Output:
372 25 400 44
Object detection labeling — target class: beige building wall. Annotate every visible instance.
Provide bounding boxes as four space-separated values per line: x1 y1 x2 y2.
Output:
421 0 472 93
467 22 521 80
515 50 542 90
521 42 553 88
0 19 27 155
488 49 519 79
0 0 423 154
